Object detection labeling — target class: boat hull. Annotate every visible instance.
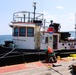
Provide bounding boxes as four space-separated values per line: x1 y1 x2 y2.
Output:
0 45 76 66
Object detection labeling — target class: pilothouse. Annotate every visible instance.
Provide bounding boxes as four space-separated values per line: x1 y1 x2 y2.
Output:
10 10 43 49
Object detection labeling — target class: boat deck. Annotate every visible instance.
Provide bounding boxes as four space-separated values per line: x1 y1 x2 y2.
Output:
0 57 76 75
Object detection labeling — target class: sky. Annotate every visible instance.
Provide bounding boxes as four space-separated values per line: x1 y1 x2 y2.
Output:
0 0 76 35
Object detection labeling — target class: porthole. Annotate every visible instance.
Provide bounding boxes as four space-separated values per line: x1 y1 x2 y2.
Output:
74 43 76 45
62 43 64 46
65 47 67 49
68 43 70 46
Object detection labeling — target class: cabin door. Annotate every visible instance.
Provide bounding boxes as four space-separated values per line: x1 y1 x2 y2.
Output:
53 35 58 49
48 35 53 49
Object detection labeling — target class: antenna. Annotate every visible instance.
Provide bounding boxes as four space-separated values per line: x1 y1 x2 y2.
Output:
75 13 76 40
33 2 37 20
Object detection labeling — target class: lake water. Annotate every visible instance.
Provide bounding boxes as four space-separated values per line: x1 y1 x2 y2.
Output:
0 35 12 44
0 31 75 44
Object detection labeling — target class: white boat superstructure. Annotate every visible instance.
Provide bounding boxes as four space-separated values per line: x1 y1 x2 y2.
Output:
8 8 76 51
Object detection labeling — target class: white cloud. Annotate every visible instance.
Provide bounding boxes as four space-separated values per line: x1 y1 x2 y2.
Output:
40 11 58 26
44 15 56 22
58 13 75 31
38 11 48 15
56 6 64 10
44 14 57 22
42 11 48 15
42 12 57 23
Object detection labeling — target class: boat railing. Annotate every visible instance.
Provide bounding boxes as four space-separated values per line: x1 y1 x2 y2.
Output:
12 11 44 23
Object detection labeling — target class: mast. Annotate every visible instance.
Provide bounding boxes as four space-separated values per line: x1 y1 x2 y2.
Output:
75 13 76 40
33 2 36 20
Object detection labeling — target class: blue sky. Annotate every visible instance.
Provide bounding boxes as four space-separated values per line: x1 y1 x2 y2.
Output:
0 0 76 35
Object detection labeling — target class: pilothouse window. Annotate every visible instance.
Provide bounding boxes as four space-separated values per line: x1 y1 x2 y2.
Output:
27 27 34 37
13 27 18 36
19 27 26 36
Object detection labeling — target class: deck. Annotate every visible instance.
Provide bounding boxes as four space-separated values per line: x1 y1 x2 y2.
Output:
0 57 76 75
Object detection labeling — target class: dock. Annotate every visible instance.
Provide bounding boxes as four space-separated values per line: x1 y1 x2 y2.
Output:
0 57 76 75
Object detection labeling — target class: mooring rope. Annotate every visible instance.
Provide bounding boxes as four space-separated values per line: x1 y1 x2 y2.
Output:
0 45 16 59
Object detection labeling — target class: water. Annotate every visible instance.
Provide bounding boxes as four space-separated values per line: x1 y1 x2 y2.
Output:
0 31 75 45
69 31 75 37
0 35 12 44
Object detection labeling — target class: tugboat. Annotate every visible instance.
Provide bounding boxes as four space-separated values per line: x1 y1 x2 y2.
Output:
0 2 76 65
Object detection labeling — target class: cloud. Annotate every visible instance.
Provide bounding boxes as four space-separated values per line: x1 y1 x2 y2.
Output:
56 6 64 10
44 15 56 22
58 13 75 31
42 11 48 15
42 12 57 22
38 11 48 15
39 11 75 31
40 11 58 27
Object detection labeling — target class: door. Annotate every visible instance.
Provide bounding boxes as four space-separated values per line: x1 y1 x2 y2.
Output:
53 35 58 49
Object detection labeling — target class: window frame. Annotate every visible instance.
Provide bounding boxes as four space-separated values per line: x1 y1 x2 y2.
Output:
13 27 19 36
27 27 34 37
19 27 26 37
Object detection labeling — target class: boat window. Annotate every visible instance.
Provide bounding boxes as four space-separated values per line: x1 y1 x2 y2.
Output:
27 27 34 37
13 27 18 36
53 35 57 49
19 27 26 36
45 37 48 43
